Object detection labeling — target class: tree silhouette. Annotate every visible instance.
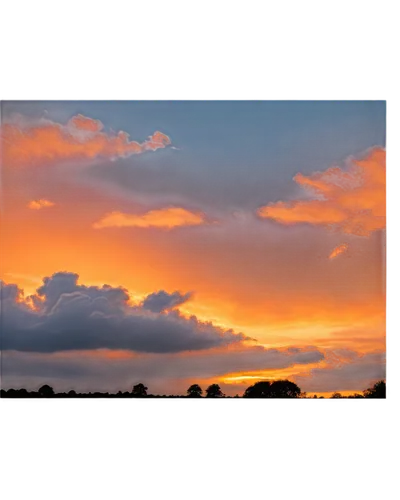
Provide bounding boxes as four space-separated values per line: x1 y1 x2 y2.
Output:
347 393 364 398
17 388 29 397
269 380 301 398
5 389 18 397
187 384 203 397
205 384 225 398
243 381 271 398
243 380 301 398
132 383 148 397
364 380 386 398
0 378 386 399
38 385 54 397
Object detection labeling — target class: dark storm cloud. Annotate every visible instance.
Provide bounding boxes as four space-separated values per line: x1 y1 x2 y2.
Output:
0 273 248 354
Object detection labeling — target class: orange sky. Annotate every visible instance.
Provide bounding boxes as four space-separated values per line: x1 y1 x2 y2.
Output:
0 109 386 395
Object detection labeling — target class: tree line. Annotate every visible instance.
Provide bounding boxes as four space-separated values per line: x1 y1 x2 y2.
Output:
0 379 386 398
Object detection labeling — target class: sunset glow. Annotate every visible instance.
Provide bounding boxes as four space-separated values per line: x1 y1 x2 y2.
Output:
0 101 386 396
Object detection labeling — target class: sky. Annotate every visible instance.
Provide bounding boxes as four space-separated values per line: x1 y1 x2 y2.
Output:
0 100 386 396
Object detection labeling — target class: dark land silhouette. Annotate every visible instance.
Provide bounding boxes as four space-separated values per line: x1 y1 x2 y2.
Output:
0 379 386 399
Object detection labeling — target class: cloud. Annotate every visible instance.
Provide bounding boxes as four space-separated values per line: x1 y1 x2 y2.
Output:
93 207 208 229
68 114 103 132
1 345 325 394
142 131 172 152
0 273 330 394
1 114 171 167
1 273 249 354
333 349 358 359
328 243 348 259
27 199 55 210
258 148 385 236
295 350 385 393
142 290 192 313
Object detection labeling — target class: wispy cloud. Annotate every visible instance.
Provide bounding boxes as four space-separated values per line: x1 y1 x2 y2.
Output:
93 207 208 230
258 148 385 236
295 350 385 393
3 272 42 284
1 114 171 167
27 199 55 210
328 243 348 260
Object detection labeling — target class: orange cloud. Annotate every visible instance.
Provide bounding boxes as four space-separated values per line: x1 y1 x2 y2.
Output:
329 243 348 260
1 114 171 167
258 148 385 236
68 114 103 132
27 199 55 210
143 131 172 151
93 207 208 230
